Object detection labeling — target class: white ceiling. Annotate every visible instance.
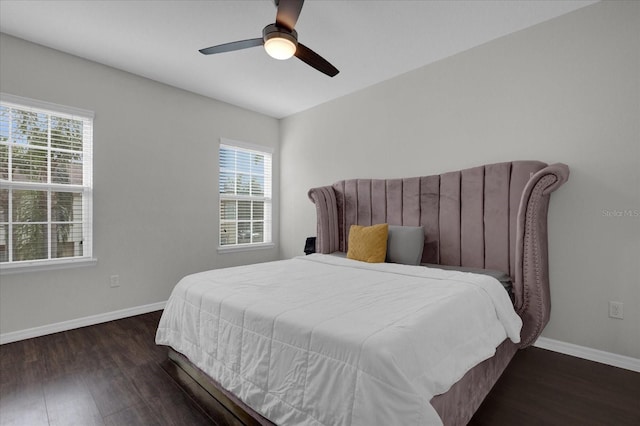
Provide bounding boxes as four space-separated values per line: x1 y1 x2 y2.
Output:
0 0 597 118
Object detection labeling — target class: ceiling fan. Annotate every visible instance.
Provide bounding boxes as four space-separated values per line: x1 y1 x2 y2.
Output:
199 0 339 77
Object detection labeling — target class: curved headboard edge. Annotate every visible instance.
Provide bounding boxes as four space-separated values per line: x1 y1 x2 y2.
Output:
515 163 570 347
308 186 340 254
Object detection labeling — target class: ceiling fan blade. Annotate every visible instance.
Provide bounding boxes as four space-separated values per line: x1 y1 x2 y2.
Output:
295 43 339 77
275 0 304 31
199 38 263 55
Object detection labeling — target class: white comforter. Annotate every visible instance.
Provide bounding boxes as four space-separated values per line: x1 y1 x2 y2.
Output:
156 254 522 426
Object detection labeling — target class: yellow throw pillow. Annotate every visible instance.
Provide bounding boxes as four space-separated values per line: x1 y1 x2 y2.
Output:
347 223 389 263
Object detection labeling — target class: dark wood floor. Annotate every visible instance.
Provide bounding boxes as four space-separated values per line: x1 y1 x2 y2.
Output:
1 311 638 426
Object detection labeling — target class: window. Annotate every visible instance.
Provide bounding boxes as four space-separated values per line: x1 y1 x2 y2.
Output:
0 93 94 272
219 139 272 250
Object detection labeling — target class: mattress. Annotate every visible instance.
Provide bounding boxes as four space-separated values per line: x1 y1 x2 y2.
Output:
329 252 513 299
421 263 514 301
156 254 522 426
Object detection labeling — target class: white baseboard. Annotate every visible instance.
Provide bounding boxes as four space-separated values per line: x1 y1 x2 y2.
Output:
0 301 166 345
534 336 640 373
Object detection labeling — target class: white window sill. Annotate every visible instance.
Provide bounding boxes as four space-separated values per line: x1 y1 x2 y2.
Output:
217 243 275 254
0 258 98 275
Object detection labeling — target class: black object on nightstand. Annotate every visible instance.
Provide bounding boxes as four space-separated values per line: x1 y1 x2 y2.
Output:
304 237 316 255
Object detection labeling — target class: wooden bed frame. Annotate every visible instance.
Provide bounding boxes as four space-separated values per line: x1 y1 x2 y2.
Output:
161 160 569 425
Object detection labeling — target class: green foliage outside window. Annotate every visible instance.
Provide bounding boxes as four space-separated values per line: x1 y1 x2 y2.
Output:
0 105 86 263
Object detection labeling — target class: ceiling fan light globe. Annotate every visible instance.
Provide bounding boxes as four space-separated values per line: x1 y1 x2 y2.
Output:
264 36 297 60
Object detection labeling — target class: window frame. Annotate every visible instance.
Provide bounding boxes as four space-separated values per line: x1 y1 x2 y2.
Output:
217 138 274 253
0 93 96 274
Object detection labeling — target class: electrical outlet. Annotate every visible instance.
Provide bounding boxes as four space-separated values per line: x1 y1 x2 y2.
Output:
109 275 120 288
608 301 623 319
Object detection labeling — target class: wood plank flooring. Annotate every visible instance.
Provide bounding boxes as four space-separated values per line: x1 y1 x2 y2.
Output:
0 311 212 426
469 344 640 425
1 311 638 425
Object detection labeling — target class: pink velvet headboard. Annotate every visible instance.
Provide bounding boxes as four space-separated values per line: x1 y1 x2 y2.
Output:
308 161 569 347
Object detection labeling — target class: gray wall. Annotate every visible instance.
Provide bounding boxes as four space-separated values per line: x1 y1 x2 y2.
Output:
0 34 280 334
280 1 639 358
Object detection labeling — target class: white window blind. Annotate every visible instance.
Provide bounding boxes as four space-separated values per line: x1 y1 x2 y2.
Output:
0 93 94 270
219 140 272 248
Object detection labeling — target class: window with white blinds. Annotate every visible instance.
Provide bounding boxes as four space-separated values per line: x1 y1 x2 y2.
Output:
219 140 272 249
0 94 94 270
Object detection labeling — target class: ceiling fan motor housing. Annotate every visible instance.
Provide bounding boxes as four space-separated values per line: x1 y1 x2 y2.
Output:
263 23 298 46
263 23 298 60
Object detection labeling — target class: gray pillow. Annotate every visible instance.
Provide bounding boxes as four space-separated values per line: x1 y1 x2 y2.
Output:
386 225 425 265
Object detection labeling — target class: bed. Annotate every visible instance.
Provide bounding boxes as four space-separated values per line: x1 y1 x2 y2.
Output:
156 160 569 425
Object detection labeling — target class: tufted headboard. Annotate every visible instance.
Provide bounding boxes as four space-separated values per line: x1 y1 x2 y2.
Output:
308 161 569 347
